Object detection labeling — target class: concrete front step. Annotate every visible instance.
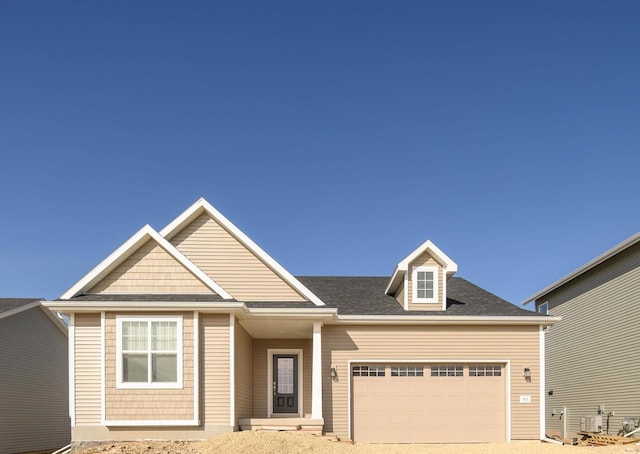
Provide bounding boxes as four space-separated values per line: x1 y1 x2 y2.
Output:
238 418 324 435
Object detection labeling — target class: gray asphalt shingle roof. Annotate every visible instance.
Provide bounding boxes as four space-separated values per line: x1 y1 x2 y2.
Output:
65 277 536 317
297 276 538 316
0 298 41 314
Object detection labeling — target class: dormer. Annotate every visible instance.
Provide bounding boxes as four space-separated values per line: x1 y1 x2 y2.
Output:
385 240 458 311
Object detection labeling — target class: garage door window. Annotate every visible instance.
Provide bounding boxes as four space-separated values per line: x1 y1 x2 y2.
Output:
391 366 424 376
352 365 385 376
469 365 501 376
430 366 463 377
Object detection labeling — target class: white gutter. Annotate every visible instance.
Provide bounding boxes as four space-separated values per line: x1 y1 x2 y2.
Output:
43 301 247 313
244 307 337 317
334 314 561 326
42 301 338 318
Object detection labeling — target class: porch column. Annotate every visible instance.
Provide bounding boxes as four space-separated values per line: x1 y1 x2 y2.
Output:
311 321 323 419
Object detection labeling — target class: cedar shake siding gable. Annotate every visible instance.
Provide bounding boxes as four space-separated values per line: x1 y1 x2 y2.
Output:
169 212 305 301
89 239 215 295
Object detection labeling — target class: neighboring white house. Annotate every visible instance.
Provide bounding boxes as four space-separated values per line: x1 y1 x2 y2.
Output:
0 299 69 454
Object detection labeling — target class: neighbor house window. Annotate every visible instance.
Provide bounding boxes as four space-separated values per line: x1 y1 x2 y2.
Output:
116 316 183 388
412 266 438 303
538 302 549 315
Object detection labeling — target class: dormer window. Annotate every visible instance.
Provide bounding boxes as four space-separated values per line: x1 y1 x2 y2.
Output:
412 266 438 303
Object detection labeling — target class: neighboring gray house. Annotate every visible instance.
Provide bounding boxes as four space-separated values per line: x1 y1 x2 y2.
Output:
0 299 70 454
523 232 640 439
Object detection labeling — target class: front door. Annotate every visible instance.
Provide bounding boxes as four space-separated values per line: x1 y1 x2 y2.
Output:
273 354 298 414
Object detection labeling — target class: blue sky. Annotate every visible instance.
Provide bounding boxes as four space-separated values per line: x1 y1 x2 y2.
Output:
1 1 639 306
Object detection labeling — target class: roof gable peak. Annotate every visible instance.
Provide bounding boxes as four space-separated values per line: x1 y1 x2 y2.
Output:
386 240 458 295
159 198 325 306
60 224 232 300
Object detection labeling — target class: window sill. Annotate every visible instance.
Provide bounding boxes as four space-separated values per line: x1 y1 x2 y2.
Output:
115 382 184 390
103 418 199 427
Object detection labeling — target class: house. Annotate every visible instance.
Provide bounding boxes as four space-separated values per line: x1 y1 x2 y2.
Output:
0 299 69 454
44 198 557 445
523 232 640 439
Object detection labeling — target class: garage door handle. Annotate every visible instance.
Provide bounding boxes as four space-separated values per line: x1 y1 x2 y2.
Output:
273 381 276 396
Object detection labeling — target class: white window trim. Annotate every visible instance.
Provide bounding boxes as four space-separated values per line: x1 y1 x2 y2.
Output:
412 266 439 304
267 348 304 418
115 315 184 389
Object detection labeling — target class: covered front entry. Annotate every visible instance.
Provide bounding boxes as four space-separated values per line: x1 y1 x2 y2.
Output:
352 363 507 443
236 316 326 434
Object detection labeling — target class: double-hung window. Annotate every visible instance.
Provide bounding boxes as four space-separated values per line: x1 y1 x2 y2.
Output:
116 316 183 389
412 266 438 303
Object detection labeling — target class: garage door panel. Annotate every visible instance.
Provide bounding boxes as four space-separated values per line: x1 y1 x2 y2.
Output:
353 364 506 443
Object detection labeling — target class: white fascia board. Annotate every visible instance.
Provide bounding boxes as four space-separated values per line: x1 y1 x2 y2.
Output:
243 307 338 318
159 198 325 306
43 300 246 313
0 301 41 319
384 268 404 295
60 225 153 299
60 224 232 300
521 231 640 305
334 314 561 326
386 239 458 295
398 239 458 275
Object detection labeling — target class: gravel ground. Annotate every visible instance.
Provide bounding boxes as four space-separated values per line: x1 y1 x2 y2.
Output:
76 431 640 454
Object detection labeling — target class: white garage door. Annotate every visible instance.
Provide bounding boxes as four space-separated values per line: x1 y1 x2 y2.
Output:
352 364 507 443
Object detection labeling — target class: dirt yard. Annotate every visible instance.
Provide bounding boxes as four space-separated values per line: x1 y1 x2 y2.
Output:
75 431 640 454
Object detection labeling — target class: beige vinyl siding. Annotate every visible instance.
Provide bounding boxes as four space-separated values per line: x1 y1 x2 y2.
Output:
322 324 540 440
104 312 194 421
0 307 69 454
234 321 253 421
202 314 231 425
541 242 640 438
75 313 102 426
407 253 445 310
394 282 404 307
89 239 213 294
170 213 304 301
253 339 312 418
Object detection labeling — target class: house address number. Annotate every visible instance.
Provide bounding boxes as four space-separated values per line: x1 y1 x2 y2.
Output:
520 395 531 403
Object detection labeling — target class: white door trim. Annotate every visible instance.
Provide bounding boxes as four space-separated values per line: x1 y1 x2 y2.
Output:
267 348 304 417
